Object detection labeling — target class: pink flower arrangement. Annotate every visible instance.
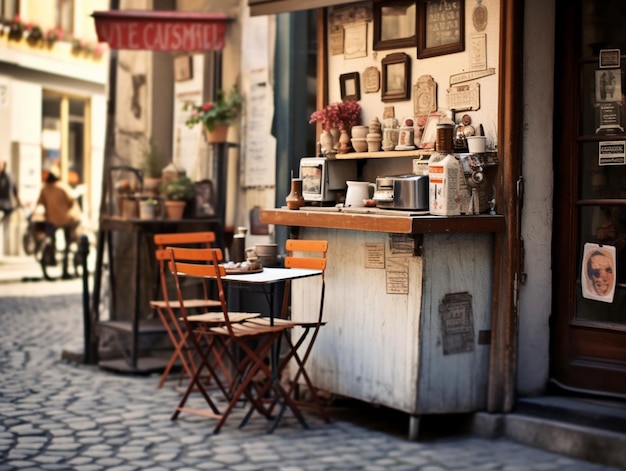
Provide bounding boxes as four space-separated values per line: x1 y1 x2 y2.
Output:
309 100 361 131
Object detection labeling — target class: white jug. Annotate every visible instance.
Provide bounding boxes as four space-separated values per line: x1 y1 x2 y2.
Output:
345 181 376 207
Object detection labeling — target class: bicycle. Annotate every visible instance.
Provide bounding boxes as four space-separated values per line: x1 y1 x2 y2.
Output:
23 212 83 281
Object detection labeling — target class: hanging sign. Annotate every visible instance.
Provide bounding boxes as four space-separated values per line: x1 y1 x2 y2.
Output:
92 11 229 51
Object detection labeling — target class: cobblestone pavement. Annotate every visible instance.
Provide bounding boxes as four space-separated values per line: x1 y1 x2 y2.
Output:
0 278 621 471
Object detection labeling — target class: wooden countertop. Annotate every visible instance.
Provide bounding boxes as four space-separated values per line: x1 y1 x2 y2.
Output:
261 207 505 234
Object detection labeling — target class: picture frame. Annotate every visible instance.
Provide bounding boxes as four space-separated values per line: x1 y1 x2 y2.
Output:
373 1 417 51
340 72 361 101
174 55 193 82
193 179 215 218
599 49 621 69
381 53 411 102
417 0 465 59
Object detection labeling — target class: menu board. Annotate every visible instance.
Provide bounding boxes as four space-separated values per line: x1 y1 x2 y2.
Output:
425 0 463 49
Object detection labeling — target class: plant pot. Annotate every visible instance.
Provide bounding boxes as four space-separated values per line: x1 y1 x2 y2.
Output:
205 124 229 143
120 197 139 219
139 200 158 220
164 200 186 220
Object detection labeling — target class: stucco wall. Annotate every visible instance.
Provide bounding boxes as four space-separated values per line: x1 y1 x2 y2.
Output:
517 0 555 396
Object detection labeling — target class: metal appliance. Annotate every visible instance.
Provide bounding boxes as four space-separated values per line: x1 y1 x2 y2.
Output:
373 174 429 210
299 157 357 205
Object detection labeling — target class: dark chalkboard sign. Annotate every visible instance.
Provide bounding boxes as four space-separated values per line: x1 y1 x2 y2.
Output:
417 0 465 59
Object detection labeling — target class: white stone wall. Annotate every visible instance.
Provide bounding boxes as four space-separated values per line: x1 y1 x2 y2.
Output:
517 0 556 395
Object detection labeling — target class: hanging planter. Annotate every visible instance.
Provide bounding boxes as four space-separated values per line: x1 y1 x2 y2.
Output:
183 85 242 142
204 124 229 143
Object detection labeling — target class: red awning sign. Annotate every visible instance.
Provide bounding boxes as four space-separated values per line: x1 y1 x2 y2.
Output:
92 10 230 52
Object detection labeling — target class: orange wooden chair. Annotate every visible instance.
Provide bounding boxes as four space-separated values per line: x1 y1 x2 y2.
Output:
151 232 223 389
246 239 330 426
167 247 307 434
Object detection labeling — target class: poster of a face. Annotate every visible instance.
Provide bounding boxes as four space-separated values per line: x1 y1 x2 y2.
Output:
581 243 617 303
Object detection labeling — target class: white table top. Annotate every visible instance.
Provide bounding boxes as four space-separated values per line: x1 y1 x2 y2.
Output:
221 267 322 284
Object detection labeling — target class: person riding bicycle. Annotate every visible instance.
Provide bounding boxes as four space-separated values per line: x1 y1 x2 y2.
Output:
35 167 82 279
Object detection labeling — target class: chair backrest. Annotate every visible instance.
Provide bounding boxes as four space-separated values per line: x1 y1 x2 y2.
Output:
153 232 217 304
167 247 235 333
284 239 328 278
282 239 328 322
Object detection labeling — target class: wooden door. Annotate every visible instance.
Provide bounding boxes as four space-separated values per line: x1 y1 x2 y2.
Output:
552 0 626 395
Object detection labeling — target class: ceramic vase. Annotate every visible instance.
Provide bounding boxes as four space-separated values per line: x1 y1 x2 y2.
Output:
330 127 341 152
320 130 334 156
338 129 351 154
286 178 305 210
204 124 229 143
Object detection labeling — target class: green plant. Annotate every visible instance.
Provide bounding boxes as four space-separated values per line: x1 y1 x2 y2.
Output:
141 139 165 178
165 176 194 202
183 84 242 131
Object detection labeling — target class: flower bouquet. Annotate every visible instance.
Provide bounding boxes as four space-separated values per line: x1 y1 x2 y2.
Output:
309 100 362 131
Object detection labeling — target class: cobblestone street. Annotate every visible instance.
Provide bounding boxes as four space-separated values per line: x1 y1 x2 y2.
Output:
0 277 620 471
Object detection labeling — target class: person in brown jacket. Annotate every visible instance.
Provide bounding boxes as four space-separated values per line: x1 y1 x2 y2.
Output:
36 168 82 279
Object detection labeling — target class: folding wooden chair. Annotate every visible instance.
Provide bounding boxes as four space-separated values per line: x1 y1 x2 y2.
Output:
167 247 307 434
151 232 222 389
246 239 330 425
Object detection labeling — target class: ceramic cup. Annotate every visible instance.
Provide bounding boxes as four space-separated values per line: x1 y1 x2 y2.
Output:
466 136 487 153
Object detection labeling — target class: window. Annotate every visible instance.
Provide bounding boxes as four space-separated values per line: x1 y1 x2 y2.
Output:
1 0 19 19
56 0 74 36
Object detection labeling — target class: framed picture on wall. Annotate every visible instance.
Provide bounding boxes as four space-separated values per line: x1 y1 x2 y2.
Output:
174 55 193 82
381 53 411 102
417 0 465 59
193 179 215 218
340 72 361 101
373 0 417 51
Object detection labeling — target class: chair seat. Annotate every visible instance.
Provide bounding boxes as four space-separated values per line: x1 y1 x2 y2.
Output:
185 312 260 324
245 317 300 327
150 298 221 310
210 321 291 337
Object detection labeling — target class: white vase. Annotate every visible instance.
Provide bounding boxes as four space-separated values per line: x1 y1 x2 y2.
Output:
320 130 334 156
330 127 341 152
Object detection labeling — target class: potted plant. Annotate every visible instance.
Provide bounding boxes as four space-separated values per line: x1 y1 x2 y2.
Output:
183 84 243 143
141 139 165 197
138 198 159 220
164 176 194 220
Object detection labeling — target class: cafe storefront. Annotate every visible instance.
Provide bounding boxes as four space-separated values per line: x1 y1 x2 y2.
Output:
248 0 626 433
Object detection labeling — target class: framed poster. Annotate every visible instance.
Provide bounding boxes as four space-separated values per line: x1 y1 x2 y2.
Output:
417 0 465 59
595 69 622 103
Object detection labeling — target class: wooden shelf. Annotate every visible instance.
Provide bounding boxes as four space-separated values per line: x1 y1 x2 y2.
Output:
330 149 433 160
261 207 505 234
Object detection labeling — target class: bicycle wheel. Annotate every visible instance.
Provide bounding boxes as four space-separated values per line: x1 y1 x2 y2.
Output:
38 237 63 281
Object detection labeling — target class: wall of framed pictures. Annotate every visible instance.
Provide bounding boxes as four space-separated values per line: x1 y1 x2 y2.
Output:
326 0 501 150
